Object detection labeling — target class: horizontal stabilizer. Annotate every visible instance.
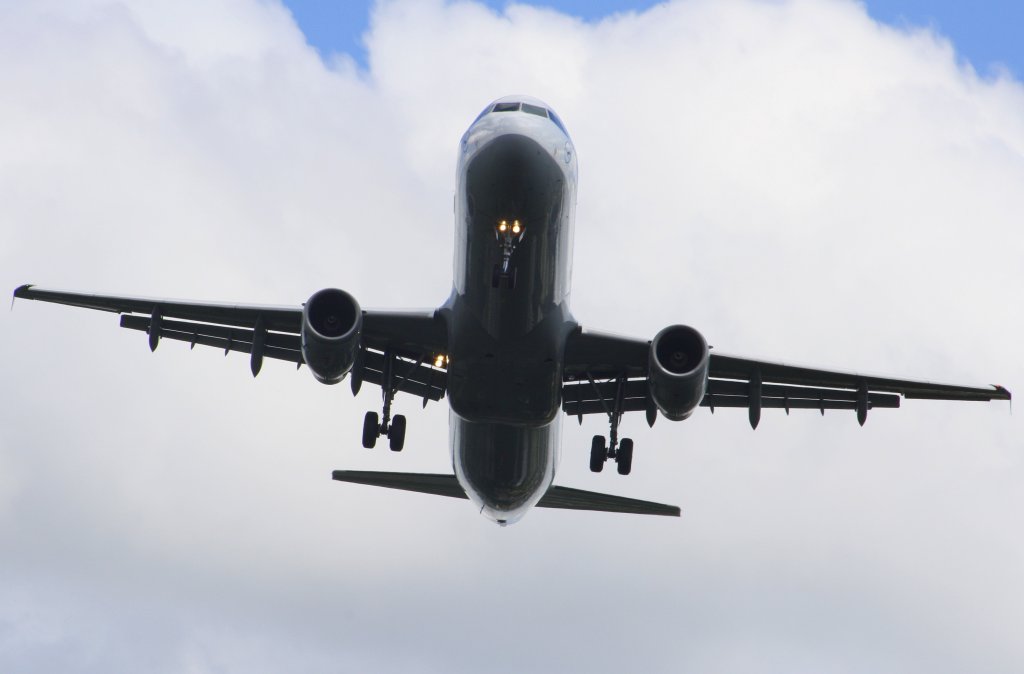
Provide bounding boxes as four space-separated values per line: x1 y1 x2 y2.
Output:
538 484 680 517
331 470 680 517
332 470 467 500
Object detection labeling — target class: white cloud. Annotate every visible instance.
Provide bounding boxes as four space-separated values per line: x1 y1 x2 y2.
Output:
1 0 1022 672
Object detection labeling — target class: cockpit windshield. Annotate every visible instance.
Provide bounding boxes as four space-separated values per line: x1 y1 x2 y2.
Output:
521 102 546 117
471 100 570 137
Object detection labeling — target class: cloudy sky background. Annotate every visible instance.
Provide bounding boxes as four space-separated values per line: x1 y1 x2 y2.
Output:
1 0 1022 671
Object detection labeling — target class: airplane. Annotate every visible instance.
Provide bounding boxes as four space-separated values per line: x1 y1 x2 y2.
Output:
13 95 1011 525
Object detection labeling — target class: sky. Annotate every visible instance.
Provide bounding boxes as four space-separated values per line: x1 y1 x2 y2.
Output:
1 1 1022 672
284 0 1024 78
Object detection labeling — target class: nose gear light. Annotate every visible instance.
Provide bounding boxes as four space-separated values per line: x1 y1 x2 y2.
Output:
493 218 526 289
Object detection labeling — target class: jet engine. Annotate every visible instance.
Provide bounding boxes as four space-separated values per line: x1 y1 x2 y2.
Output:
648 324 709 421
301 288 362 385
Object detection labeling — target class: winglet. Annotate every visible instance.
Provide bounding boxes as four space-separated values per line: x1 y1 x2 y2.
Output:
12 284 33 310
996 385 1012 414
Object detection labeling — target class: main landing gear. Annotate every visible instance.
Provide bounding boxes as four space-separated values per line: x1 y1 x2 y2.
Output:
586 374 634 475
492 218 525 289
361 350 407 452
362 410 406 452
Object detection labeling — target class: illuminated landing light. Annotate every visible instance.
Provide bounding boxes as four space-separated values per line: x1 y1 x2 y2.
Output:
496 219 524 236
434 354 449 368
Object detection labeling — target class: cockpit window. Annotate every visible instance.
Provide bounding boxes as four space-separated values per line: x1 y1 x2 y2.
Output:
473 100 570 138
492 101 521 113
548 110 568 136
521 103 547 118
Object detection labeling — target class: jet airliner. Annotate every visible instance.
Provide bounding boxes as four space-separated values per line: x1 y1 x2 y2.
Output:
14 95 1011 524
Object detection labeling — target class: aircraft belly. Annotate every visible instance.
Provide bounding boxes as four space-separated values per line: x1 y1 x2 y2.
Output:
448 355 560 425
445 299 575 426
450 411 561 525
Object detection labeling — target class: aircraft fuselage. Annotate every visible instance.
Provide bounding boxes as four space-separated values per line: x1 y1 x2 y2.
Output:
442 96 579 524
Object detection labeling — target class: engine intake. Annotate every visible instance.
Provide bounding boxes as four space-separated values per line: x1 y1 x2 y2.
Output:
301 288 362 385
648 324 709 421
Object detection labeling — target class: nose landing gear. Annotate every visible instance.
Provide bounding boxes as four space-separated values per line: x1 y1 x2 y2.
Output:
492 219 525 289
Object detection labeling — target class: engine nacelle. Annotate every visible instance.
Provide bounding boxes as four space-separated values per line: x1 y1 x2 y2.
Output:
648 324 710 421
301 288 362 385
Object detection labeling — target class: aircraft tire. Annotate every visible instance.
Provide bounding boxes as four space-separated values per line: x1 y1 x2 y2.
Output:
589 435 606 472
362 411 379 449
616 438 633 475
389 414 407 452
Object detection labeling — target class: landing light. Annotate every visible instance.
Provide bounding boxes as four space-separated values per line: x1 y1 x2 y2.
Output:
498 220 508 232
434 354 449 368
512 220 521 234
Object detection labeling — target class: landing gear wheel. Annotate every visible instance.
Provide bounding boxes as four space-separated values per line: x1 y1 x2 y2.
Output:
388 414 407 452
362 411 379 449
616 438 634 475
508 266 517 290
492 264 501 289
589 435 607 473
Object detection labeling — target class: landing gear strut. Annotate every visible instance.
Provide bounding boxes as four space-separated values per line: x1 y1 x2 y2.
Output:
586 374 634 475
492 219 525 289
361 349 407 451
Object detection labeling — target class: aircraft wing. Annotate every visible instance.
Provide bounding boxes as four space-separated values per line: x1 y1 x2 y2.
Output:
562 328 1010 427
12 284 448 404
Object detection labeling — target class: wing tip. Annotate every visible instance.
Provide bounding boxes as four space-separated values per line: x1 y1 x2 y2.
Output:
12 284 34 310
993 385 1011 401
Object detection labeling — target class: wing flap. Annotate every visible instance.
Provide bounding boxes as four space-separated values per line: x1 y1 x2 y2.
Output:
564 396 649 416
360 349 447 402
120 315 303 364
562 378 649 417
702 395 899 410
706 379 901 408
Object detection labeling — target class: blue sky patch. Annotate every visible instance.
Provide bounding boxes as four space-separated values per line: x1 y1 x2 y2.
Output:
282 0 1022 78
